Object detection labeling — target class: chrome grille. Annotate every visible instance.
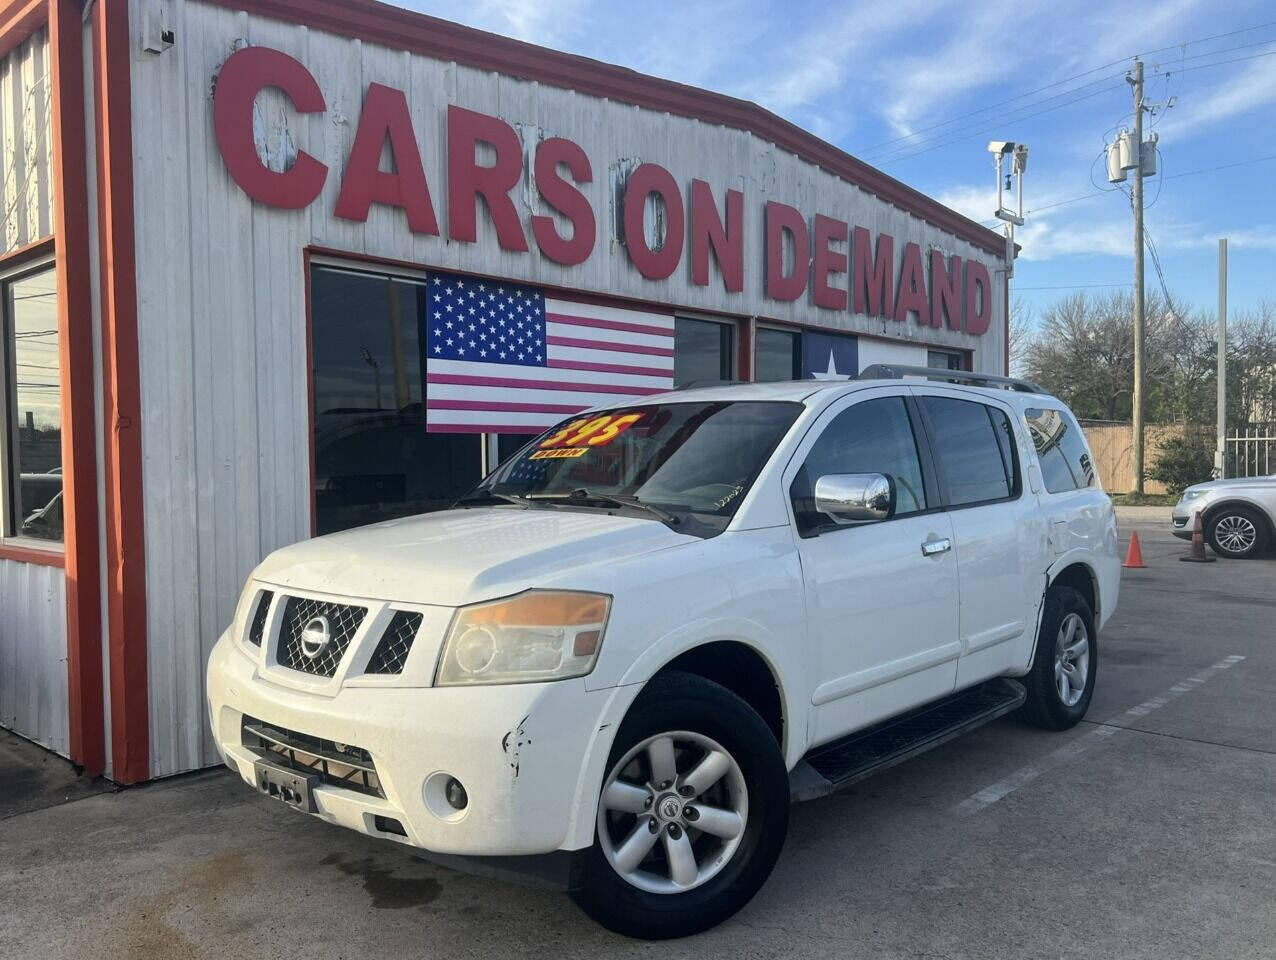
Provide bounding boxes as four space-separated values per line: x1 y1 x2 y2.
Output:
247 590 273 647
365 611 423 675
276 596 366 678
241 715 383 798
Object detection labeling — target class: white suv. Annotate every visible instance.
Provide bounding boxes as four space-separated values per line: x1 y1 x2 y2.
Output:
207 367 1119 938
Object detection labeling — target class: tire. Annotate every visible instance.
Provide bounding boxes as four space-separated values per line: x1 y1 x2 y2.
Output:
1018 585 1097 731
570 670 788 939
1206 505 1269 559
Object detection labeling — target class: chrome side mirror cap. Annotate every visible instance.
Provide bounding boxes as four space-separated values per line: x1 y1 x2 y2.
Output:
813 473 894 525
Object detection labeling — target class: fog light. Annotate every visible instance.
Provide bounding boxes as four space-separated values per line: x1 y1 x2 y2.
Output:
445 777 468 810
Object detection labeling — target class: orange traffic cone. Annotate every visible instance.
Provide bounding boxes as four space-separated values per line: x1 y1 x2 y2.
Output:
1179 513 1216 563
1123 531 1147 569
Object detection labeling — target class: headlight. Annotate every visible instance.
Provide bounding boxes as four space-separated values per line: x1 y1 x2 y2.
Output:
1181 490 1205 503
434 590 611 686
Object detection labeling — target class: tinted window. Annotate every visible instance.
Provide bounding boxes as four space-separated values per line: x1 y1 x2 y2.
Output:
793 396 928 531
674 317 733 386
755 328 800 382
921 396 1015 506
311 266 481 534
1025 407 1095 493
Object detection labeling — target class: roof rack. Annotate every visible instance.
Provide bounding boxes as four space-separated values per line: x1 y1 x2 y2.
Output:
855 364 1047 394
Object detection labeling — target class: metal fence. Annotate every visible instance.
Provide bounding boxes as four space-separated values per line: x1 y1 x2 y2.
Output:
1226 425 1276 477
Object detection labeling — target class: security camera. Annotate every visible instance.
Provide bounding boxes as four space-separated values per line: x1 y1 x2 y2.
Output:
987 140 1016 154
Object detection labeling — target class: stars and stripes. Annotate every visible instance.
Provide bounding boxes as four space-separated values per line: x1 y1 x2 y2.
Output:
424 270 676 434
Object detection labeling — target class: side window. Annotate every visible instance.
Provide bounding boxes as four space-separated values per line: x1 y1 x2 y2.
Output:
920 396 1016 506
791 396 928 534
1024 407 1095 493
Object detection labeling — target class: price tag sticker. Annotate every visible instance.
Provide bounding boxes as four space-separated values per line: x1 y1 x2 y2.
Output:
537 412 645 452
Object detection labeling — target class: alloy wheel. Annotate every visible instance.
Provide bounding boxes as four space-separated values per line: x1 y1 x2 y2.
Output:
1214 514 1258 555
597 730 749 894
1054 612 1090 707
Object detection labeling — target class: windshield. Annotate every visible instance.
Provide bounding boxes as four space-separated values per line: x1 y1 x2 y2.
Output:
470 401 802 534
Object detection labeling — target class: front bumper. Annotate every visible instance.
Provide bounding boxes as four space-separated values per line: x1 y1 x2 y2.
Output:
207 633 636 857
1171 507 1194 539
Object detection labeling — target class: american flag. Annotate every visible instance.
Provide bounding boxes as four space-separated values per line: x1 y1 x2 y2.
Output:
423 271 676 434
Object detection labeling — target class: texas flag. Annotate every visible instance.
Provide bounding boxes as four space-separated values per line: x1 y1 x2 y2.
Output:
801 331 859 380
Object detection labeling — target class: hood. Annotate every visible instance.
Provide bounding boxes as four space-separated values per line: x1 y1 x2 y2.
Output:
254 507 693 605
1186 475 1275 494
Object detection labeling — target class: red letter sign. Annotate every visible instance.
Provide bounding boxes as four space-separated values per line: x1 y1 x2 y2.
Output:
765 202 809 302
965 260 993 335
894 242 929 325
213 47 327 209
531 138 595 266
930 250 963 330
335 83 439 234
812 215 849 310
624 163 685 280
690 179 744 293
447 105 529 252
852 226 894 318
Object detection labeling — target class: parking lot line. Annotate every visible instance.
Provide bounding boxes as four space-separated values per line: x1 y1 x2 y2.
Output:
950 655 1247 817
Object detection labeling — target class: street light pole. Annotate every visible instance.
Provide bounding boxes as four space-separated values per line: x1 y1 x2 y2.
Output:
1130 58 1146 495
1217 238 1228 478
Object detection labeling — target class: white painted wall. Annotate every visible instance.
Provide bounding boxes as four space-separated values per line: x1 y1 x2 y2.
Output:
856 338 930 374
129 0 1008 775
0 558 68 755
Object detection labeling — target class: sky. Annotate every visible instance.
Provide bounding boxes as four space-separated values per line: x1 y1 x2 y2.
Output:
401 0 1276 324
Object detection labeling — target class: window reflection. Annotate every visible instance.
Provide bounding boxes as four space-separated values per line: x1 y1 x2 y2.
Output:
7 267 62 542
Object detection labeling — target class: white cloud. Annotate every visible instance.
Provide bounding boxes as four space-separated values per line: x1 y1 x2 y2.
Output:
1154 55 1276 143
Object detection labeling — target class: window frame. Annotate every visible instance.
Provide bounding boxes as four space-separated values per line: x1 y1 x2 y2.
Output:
0 253 63 554
786 389 944 539
911 389 1023 512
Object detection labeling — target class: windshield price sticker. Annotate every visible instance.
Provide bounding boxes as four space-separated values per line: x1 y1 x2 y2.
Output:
537 413 645 452
529 447 590 461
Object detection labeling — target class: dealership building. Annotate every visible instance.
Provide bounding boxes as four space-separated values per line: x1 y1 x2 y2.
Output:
0 0 1011 781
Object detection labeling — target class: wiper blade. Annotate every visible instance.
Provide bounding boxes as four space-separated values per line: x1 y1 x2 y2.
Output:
526 489 681 526
456 490 533 509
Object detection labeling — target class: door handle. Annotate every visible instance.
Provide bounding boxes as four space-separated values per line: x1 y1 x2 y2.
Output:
921 537 952 557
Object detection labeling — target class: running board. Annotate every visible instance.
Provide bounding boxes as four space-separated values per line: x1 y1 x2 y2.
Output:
789 678 1027 802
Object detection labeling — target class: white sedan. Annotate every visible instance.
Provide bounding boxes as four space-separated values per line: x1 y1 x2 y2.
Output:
1173 475 1276 558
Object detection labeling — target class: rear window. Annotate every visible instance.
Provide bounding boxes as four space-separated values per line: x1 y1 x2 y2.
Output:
1024 408 1095 493
920 396 1018 507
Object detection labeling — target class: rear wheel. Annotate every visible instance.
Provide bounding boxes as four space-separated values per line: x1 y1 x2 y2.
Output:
1207 505 1268 559
570 671 788 939
1019 585 1096 731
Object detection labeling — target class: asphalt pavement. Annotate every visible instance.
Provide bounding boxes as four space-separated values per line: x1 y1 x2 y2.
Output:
2 519 1273 959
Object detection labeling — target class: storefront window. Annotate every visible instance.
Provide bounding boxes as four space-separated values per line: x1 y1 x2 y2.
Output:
927 350 964 371
3 266 62 543
311 265 481 534
755 328 800 382
674 317 733 387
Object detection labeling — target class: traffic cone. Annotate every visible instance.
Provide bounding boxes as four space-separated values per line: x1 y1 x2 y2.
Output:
1123 531 1147 569
1179 513 1216 563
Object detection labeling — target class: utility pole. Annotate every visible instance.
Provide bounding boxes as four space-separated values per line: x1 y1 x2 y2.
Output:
1216 238 1228 478
1130 58 1146 495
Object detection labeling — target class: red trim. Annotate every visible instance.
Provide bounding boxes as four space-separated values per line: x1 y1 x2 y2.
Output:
545 335 673 358
546 313 674 338
48 0 106 777
547 358 670 378
0 234 54 269
0 0 45 60
92 0 148 784
0 544 65 568
205 0 1005 258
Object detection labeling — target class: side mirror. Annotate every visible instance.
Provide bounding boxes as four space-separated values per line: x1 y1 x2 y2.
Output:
813 473 894 525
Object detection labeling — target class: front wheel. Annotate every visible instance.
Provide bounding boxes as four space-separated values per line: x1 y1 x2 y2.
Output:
570 671 788 939
1019 585 1097 731
1207 506 1268 559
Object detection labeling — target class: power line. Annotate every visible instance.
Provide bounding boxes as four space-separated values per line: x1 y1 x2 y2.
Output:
1013 282 1134 290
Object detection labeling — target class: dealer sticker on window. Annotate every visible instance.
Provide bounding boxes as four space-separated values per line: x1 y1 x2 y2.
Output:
529 413 645 460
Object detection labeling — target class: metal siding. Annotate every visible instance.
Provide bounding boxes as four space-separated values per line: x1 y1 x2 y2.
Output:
130 0 1007 775
0 559 69 756
0 25 53 252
